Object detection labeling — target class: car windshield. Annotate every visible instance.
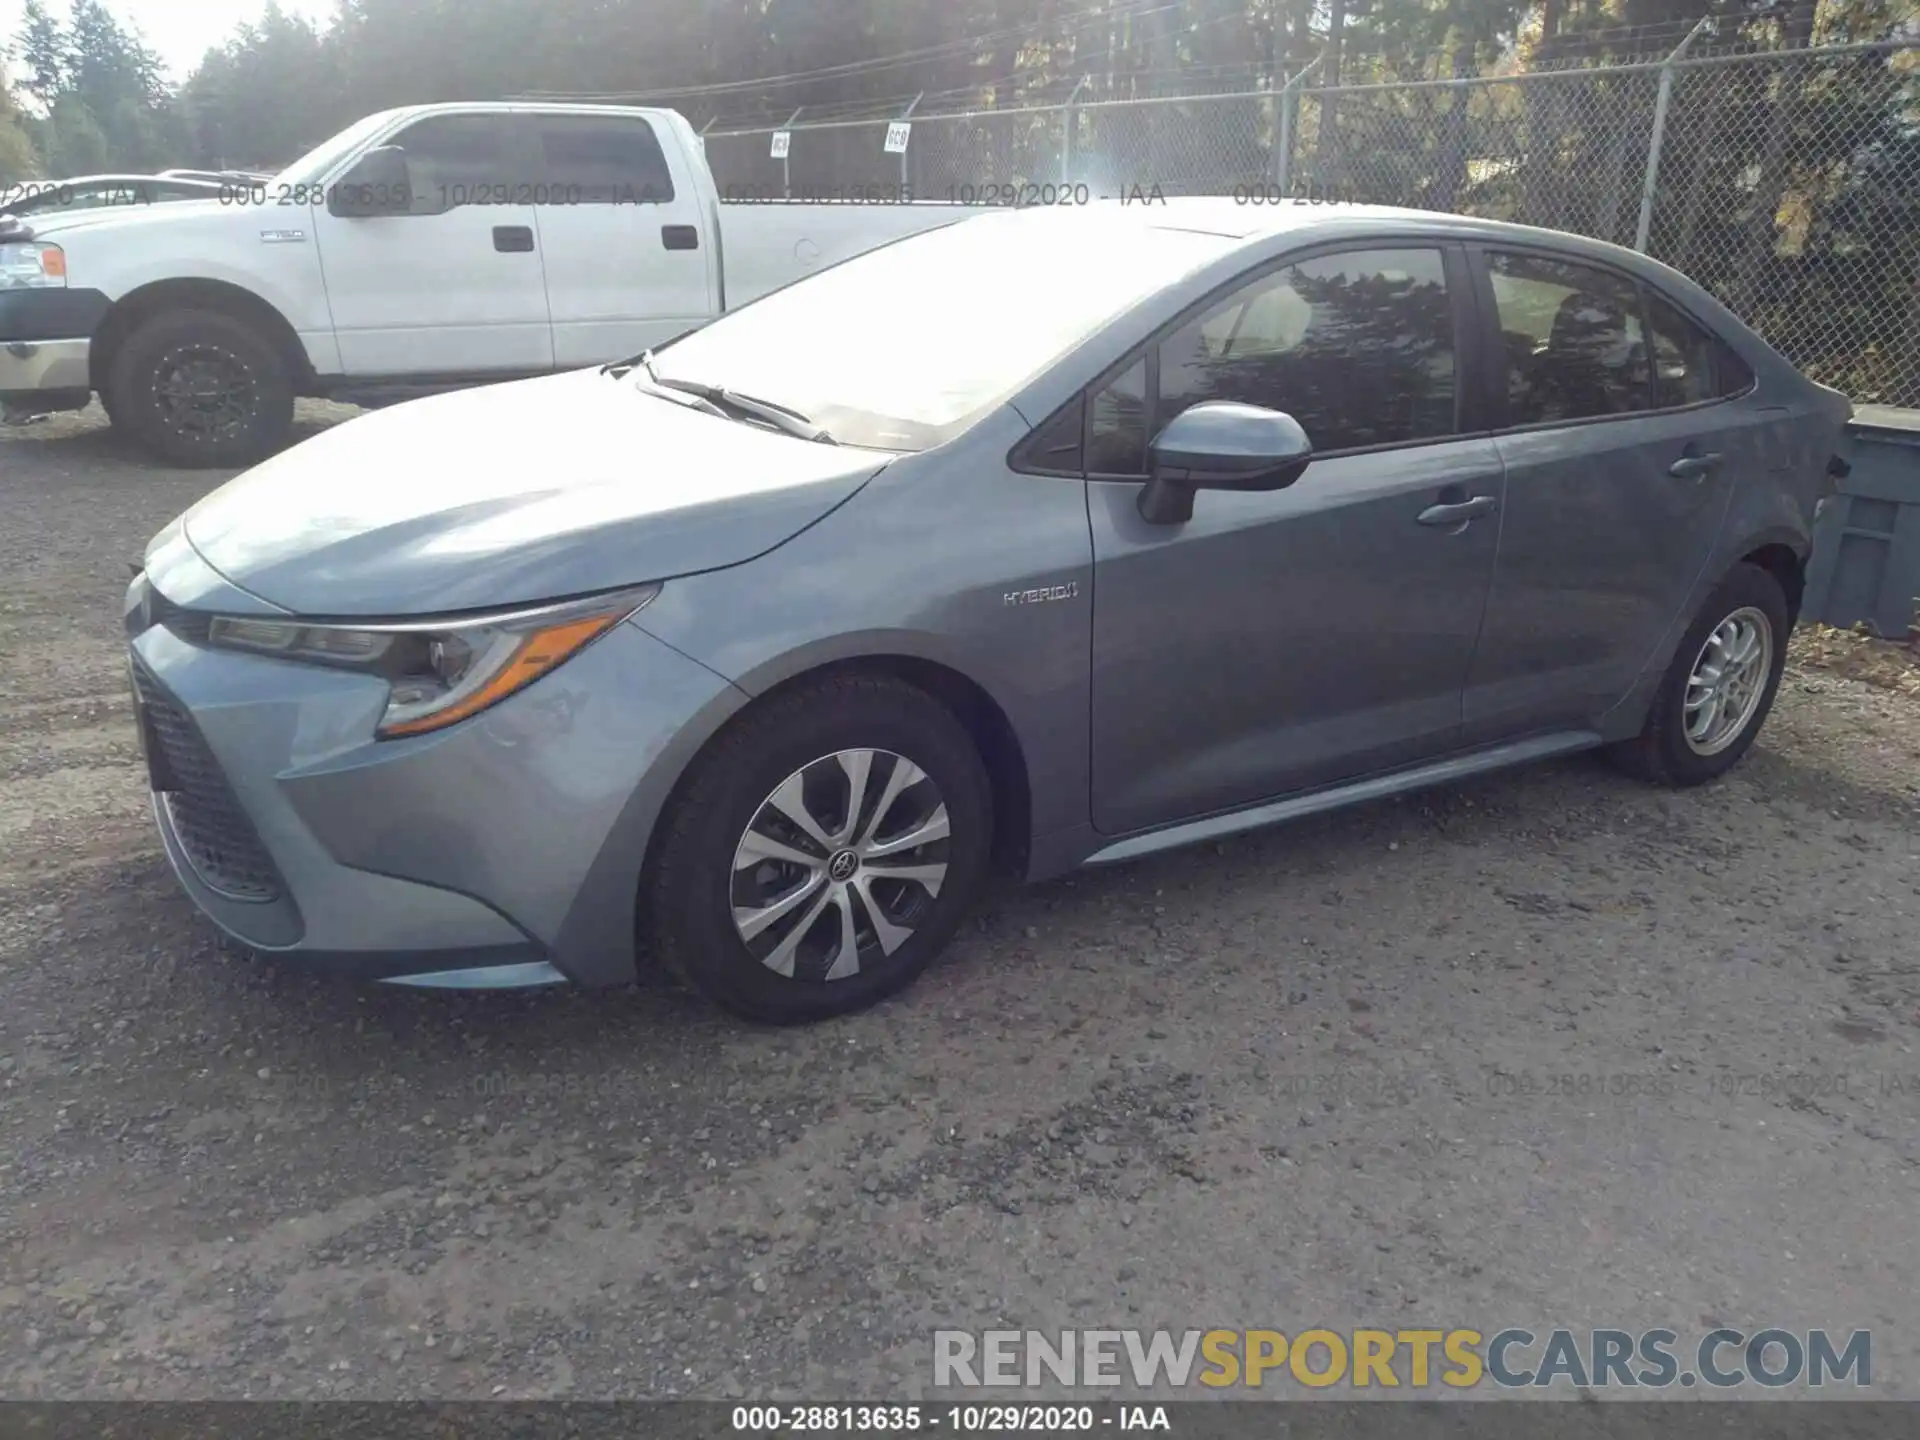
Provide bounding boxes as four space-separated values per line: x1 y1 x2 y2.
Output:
648 212 1234 451
271 110 406 189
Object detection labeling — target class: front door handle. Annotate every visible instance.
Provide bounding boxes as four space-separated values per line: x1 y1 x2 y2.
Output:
1417 494 1498 527
1669 451 1723 479
661 224 700 250
493 225 535 253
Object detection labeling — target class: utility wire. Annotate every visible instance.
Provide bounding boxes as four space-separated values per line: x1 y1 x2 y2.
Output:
516 0 1185 102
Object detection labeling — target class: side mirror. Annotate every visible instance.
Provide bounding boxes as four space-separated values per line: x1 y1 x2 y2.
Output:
326 146 413 217
1137 401 1314 525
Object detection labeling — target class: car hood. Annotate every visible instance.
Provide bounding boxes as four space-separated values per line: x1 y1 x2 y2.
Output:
17 197 230 237
175 368 892 617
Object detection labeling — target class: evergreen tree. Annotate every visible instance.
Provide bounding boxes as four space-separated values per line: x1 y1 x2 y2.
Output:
0 51 45 181
14 0 70 108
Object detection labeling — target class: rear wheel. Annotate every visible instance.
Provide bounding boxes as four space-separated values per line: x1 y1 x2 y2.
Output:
643 674 993 1023
107 308 293 468
1608 562 1790 786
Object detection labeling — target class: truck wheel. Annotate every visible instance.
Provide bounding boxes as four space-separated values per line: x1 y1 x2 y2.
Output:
108 308 294 468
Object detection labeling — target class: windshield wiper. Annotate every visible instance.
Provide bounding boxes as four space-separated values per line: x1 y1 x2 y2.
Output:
650 375 837 445
608 349 834 443
635 377 731 421
600 328 701 380
601 346 661 379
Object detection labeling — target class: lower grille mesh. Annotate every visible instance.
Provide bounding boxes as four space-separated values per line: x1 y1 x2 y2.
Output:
131 659 283 902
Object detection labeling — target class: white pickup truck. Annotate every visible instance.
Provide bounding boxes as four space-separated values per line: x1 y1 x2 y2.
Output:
0 102 976 465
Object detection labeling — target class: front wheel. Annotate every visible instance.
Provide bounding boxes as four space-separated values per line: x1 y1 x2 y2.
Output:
106 308 294 468
1607 561 1790 786
643 674 994 1023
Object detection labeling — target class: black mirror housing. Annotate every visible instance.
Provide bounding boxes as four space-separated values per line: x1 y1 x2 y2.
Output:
1138 401 1314 524
327 146 413 217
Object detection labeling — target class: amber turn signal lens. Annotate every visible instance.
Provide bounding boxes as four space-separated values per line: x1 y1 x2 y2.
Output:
376 612 621 738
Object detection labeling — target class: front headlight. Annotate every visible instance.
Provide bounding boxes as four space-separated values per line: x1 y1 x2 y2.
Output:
0 242 66 289
206 584 659 738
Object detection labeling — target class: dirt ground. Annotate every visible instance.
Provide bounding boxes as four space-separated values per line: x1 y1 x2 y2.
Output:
2 404 1917 1402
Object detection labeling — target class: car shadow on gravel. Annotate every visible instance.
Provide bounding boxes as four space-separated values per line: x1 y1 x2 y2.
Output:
125 750 1618 1035
50 703 1907 1089
1736 733 1919 821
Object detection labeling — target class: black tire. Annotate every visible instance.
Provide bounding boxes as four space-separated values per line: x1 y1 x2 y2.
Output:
106 308 294 468
643 674 993 1024
1607 561 1790 787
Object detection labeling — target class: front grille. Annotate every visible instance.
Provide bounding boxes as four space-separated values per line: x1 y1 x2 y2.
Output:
131 658 282 903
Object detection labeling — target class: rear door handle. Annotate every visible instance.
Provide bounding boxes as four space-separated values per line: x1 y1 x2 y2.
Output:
493 225 534 253
1669 452 1723 479
1417 494 1498 527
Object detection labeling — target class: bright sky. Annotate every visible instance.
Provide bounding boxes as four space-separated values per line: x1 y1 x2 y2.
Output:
2 0 335 82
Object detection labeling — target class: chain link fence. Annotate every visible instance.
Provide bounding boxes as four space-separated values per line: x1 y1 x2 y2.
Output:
705 39 1920 407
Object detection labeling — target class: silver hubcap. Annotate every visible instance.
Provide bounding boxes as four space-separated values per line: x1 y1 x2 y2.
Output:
1683 605 1773 756
731 749 950 982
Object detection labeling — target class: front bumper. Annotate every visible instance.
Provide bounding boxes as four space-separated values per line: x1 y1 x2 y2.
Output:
126 557 748 988
0 288 107 407
0 337 90 406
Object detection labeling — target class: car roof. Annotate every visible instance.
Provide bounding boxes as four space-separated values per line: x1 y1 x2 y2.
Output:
981 196 1678 284
1110 197 1452 239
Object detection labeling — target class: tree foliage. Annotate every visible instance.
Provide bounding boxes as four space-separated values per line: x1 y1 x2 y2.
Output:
4 0 1914 402
3 0 1908 172
0 63 41 182
10 0 175 176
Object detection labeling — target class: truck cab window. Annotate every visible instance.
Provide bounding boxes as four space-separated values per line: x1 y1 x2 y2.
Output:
536 116 676 204
388 114 518 212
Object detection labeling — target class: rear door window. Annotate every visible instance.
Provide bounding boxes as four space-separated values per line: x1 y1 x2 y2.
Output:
534 115 675 204
1486 251 1649 425
1645 293 1721 409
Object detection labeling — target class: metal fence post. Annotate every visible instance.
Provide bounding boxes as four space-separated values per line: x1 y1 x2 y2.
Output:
899 93 922 193
1269 87 1285 192
1634 17 1708 253
1061 76 1089 187
1273 55 1323 194
780 106 803 198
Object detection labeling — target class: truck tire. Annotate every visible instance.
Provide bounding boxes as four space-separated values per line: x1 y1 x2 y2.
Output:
107 308 294 469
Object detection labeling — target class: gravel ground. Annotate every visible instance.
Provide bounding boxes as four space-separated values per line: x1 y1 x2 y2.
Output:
1 404 1917 1402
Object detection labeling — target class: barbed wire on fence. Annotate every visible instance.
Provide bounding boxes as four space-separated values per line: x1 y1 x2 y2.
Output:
701 37 1920 409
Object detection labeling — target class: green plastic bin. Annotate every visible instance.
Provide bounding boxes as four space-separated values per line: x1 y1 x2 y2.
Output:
1802 406 1920 638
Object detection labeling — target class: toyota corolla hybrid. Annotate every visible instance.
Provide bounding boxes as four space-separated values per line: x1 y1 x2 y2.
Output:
124 200 1850 1022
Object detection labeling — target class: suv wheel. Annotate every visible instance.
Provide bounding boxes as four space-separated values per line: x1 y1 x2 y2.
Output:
1608 561 1791 786
107 308 294 468
644 674 993 1023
